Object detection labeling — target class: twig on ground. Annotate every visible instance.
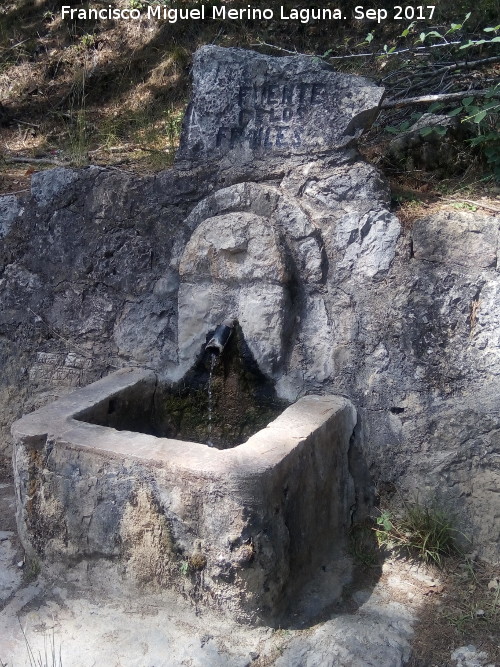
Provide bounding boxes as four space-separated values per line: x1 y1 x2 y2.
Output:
4 156 68 166
88 144 134 154
13 119 41 128
422 55 500 75
0 39 32 53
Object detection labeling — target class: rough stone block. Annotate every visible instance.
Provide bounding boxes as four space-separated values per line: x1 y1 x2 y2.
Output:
412 211 498 269
12 368 356 621
31 168 78 207
178 46 384 163
0 195 22 238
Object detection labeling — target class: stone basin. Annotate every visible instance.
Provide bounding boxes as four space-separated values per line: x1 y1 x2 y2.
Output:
12 367 356 621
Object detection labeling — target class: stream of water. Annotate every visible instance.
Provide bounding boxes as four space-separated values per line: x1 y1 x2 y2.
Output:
207 352 217 447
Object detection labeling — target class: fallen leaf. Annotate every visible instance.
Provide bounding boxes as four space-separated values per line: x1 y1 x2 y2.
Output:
488 578 500 592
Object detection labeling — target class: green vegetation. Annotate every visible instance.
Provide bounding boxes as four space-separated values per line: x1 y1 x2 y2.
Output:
0 0 498 183
179 560 190 576
372 14 500 180
351 496 464 570
375 499 460 566
23 555 41 582
442 582 499 635
348 521 380 566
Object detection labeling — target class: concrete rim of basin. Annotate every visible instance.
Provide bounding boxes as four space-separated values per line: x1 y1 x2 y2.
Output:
11 367 356 477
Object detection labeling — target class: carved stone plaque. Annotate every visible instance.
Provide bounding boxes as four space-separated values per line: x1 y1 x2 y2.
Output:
178 46 385 162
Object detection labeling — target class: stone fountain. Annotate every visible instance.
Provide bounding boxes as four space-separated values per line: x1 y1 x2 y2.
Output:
11 46 402 621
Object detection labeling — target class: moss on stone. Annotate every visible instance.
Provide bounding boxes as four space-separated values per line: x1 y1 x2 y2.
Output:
153 323 288 448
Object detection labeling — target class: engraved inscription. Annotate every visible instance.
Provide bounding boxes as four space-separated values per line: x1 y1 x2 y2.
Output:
215 81 329 150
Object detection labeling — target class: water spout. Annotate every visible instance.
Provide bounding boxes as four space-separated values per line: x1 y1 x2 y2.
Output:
205 319 234 355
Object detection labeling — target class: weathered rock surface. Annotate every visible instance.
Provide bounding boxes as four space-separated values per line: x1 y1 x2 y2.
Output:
1 43 499 586
178 45 384 165
12 368 356 621
0 556 421 667
412 210 497 268
178 210 290 376
0 196 22 239
0 475 434 667
451 645 495 667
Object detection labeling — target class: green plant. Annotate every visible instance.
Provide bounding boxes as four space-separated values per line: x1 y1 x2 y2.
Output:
403 11 499 50
459 23 500 49
385 115 448 139
440 558 500 635
375 499 460 566
441 584 500 634
165 107 183 148
355 12 475 58
179 560 189 576
24 556 41 581
79 34 96 50
417 12 471 44
442 85 500 179
360 13 500 179
387 88 500 179
452 201 478 211
62 62 93 166
67 109 91 166
348 521 380 566
467 100 500 180
385 115 418 135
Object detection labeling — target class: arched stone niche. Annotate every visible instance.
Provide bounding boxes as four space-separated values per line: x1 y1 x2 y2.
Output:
175 182 328 388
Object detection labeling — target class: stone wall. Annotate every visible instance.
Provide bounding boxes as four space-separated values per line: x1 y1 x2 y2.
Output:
1 46 499 561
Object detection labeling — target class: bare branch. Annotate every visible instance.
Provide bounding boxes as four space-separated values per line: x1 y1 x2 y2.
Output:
252 40 465 60
4 156 68 166
12 119 41 128
381 89 499 109
426 55 500 75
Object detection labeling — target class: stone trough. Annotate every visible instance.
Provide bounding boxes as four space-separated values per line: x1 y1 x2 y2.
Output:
12 367 356 621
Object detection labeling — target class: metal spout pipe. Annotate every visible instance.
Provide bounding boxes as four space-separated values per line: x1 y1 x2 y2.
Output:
205 319 234 355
